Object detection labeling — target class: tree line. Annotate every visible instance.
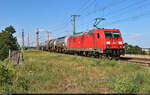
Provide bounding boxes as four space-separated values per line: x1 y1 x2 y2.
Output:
123 43 146 55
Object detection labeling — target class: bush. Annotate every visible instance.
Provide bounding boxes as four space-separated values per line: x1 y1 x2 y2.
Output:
0 60 30 93
107 71 150 93
0 64 14 92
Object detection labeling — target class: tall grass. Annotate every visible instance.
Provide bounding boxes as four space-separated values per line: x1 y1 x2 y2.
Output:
1 50 150 93
85 57 150 93
0 59 30 93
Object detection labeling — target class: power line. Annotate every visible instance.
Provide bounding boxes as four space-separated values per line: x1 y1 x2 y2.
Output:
78 0 95 14
51 20 71 32
100 0 150 26
51 0 119 36
76 0 90 12
82 0 126 17
48 16 71 30
77 0 126 31
102 10 150 27
105 0 149 18
80 0 150 30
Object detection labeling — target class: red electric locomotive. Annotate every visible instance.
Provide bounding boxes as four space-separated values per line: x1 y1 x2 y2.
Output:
45 28 125 58
67 28 125 58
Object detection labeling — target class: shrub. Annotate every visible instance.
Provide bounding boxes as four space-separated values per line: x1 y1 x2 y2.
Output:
0 64 14 92
0 60 30 93
107 71 150 93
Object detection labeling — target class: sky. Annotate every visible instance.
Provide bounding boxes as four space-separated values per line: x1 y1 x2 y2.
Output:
0 0 150 48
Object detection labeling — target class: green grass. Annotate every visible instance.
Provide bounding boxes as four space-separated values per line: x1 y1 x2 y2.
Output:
1 50 150 93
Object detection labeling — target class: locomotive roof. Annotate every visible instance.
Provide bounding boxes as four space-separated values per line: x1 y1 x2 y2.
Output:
71 28 119 37
71 29 95 37
71 28 120 37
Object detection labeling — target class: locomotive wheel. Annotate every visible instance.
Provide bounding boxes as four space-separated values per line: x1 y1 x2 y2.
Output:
85 51 88 57
93 52 97 58
77 52 80 56
95 52 100 58
80 51 83 56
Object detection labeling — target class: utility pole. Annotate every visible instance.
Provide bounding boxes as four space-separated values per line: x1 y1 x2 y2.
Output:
71 15 80 35
36 28 39 50
27 33 30 47
22 29 24 50
47 31 51 50
47 31 51 41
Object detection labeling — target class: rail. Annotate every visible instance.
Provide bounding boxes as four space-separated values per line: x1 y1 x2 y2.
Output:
119 57 150 67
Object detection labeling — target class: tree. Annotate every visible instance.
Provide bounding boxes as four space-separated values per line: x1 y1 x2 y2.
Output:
0 26 19 61
123 42 145 55
123 43 129 50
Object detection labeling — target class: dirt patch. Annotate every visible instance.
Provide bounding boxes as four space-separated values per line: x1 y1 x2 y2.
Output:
58 76 81 92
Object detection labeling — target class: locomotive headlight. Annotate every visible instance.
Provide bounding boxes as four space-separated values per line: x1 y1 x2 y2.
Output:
106 41 110 44
119 42 123 45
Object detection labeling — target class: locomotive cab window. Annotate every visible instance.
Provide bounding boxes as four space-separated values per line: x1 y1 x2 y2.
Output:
105 32 112 38
105 31 121 38
97 33 100 39
113 32 121 38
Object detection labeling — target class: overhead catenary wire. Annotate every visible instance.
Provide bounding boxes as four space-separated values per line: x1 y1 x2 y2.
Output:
80 0 150 30
78 0 128 31
76 0 91 13
102 10 150 27
100 0 150 27
105 0 149 18
49 0 150 39
77 0 96 14
82 0 126 17
51 20 72 38
48 16 71 30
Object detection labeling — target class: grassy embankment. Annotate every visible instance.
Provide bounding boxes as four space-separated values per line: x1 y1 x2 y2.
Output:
1 50 150 93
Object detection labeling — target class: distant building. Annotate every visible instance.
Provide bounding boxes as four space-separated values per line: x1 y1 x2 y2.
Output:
142 48 150 55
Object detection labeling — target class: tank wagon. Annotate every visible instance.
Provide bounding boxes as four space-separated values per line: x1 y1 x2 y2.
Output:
43 28 125 58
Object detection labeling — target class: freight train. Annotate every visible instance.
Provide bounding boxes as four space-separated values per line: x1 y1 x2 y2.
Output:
40 28 125 59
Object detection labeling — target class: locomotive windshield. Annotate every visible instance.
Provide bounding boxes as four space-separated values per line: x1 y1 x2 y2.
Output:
105 32 112 38
113 32 121 38
105 31 121 38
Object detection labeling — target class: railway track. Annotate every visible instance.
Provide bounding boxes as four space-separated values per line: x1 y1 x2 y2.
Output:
45 51 150 67
119 57 150 67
